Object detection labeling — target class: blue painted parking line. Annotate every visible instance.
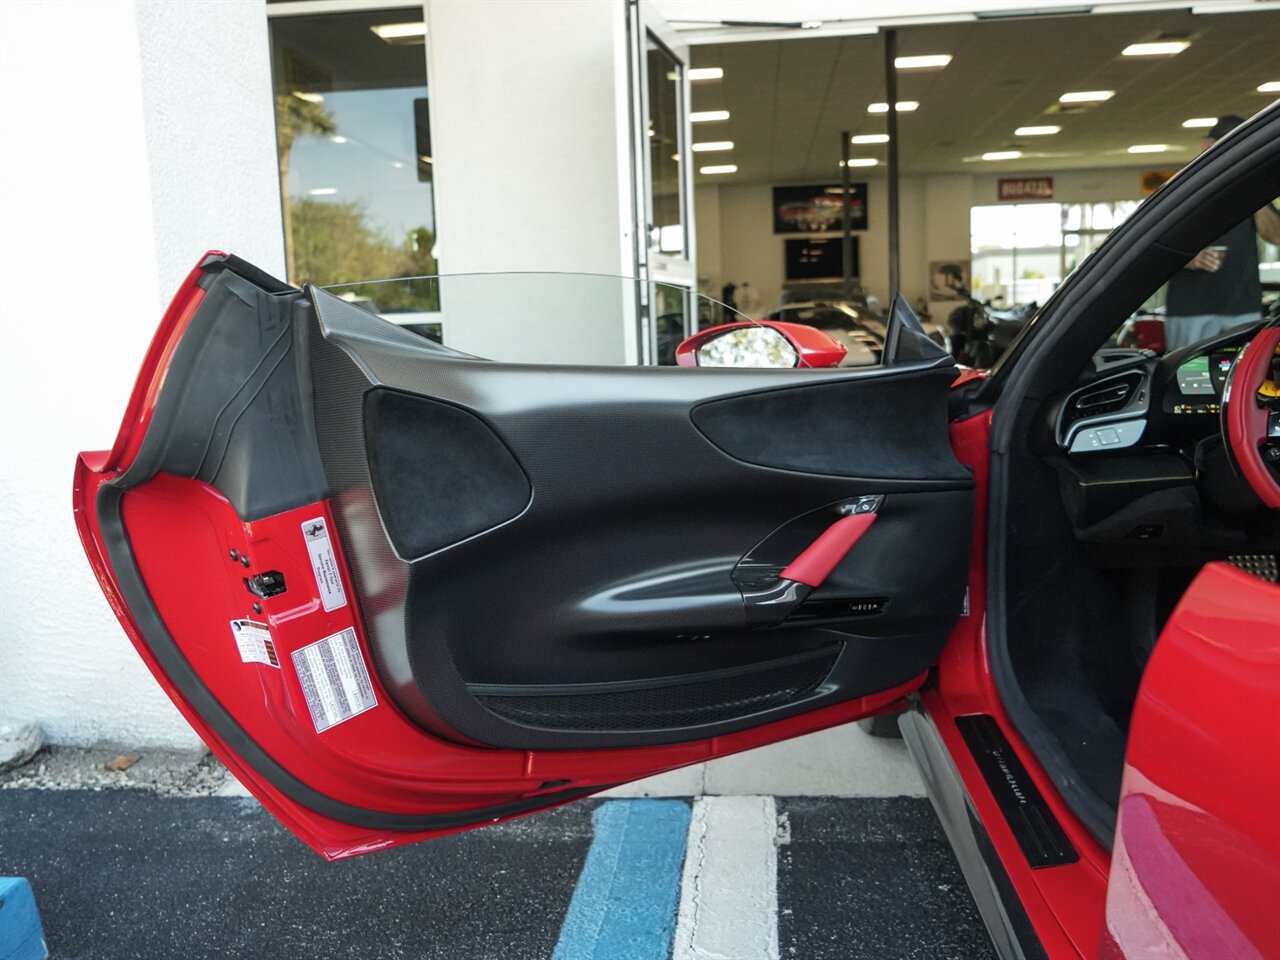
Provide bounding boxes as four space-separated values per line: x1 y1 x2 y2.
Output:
552 800 692 960
0 877 47 960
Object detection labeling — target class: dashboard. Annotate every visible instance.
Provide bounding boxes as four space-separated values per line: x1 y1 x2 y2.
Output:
1055 327 1257 455
1171 348 1240 414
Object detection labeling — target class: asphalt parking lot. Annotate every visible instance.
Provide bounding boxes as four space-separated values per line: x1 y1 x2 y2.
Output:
0 787 994 960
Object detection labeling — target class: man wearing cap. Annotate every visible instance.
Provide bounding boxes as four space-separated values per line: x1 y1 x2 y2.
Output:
1164 114 1280 351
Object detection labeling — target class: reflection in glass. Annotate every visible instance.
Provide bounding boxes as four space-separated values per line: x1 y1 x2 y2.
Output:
646 35 685 257
320 273 746 366
698 327 798 368
270 10 438 313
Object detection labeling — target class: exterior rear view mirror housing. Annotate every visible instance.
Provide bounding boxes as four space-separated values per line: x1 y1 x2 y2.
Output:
675 321 847 368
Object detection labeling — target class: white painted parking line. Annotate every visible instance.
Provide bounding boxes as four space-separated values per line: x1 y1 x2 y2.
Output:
673 796 781 960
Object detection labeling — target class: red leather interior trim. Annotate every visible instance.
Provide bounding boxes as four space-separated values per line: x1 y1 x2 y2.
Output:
780 512 877 587
1226 326 1280 509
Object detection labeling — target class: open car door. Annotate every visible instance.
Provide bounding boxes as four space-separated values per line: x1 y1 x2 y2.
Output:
74 254 974 859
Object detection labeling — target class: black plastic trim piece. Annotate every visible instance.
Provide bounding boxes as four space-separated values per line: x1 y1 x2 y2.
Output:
955 716 1079 869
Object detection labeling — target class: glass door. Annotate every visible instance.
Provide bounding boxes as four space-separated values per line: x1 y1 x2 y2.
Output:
629 1 695 364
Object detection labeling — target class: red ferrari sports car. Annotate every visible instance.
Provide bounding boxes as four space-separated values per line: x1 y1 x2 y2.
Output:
74 104 1280 958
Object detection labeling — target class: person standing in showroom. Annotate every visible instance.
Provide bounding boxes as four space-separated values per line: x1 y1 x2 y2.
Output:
1164 114 1280 351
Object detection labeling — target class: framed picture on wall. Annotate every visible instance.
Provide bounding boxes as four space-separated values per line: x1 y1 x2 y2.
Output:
773 183 867 234
785 237 856 281
929 260 971 301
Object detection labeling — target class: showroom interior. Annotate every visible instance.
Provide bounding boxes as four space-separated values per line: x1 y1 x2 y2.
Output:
266 0 1279 365
2 2 1280 958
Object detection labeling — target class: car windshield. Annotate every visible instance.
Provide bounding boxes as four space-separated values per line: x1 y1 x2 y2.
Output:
320 273 752 366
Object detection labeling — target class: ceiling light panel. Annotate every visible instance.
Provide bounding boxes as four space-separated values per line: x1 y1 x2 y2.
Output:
688 67 723 81
1059 90 1115 103
1121 41 1189 57
692 141 734 152
690 110 730 123
895 54 952 70
1015 125 1061 136
867 101 919 113
700 164 737 174
851 134 890 144
982 151 1023 161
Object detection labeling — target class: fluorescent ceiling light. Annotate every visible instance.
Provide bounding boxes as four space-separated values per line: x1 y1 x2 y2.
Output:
370 21 426 42
895 54 952 70
1015 125 1061 136
692 141 734 152
700 164 737 174
690 110 730 123
1059 90 1115 103
1127 143 1170 153
292 91 324 104
839 158 878 167
330 135 348 144
688 67 724 81
867 101 919 113
851 133 890 144
308 187 338 196
982 150 1023 161
1182 117 1217 128
1259 81 1280 94
1122 41 1189 57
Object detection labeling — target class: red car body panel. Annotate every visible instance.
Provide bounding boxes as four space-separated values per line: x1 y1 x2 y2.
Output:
1100 562 1280 960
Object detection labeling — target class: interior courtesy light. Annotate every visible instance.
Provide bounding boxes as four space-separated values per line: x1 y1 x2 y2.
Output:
839 158 878 167
370 21 427 42
1121 41 1189 57
867 101 919 113
982 151 1023 161
688 67 724 81
1259 81 1280 94
1127 144 1170 153
895 54 952 70
692 141 734 152
308 187 338 196
1182 117 1216 128
851 133 890 144
1015 125 1060 136
691 110 730 122
700 164 737 174
1059 90 1114 103
292 91 324 104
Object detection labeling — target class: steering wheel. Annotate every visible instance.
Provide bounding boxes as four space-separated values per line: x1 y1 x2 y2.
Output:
1223 322 1280 508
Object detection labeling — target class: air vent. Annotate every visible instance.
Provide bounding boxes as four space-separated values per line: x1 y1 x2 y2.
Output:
1062 371 1143 432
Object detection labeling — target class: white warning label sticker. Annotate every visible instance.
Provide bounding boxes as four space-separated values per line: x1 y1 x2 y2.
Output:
291 628 378 732
301 517 348 612
229 619 280 668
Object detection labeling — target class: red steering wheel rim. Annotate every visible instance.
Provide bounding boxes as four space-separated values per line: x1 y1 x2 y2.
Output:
1224 324 1280 509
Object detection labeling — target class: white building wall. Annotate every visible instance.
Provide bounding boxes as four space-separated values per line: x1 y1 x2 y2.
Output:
0 0 283 747
426 0 635 365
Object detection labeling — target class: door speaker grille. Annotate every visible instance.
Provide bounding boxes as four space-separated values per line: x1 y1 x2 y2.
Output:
475 650 838 732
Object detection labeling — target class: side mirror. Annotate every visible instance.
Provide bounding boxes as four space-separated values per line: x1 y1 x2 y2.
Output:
675 321 847 368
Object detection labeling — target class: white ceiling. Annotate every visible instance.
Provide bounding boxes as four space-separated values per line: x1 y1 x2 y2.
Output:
681 5 1280 182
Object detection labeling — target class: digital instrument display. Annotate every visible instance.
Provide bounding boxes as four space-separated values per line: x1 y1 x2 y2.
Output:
1177 356 1214 395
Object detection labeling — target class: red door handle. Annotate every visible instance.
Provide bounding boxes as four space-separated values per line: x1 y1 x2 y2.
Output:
780 510 878 588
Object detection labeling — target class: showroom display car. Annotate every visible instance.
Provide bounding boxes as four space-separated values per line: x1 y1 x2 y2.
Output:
73 104 1280 958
